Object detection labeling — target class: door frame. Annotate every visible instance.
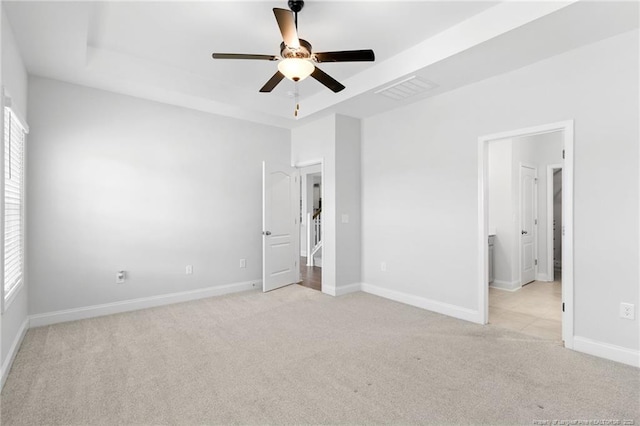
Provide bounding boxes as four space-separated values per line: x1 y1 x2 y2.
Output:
547 164 563 282
518 162 538 286
478 120 574 348
293 158 324 292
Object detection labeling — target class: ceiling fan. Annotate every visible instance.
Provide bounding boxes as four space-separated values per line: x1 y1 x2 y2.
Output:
211 0 375 94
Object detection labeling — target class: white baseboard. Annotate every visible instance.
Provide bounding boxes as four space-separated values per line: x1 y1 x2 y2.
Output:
301 250 307 257
323 282 361 297
1 317 29 391
29 280 260 327
322 286 335 296
336 283 361 296
360 282 482 324
573 336 640 368
536 273 551 282
490 280 521 291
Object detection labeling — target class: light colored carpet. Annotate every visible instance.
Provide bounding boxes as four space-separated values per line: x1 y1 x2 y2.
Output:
1 285 638 425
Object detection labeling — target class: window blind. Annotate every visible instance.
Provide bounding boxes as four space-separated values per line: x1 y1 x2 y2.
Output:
4 107 25 298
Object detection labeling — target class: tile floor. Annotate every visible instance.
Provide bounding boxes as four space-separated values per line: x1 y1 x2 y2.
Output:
489 277 562 341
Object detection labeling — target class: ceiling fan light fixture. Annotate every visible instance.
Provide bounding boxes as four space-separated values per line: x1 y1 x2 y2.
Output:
278 58 314 82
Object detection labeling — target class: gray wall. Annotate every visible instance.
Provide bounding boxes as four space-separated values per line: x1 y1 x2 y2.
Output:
488 138 516 288
335 115 362 288
362 29 639 351
291 114 362 293
26 77 290 315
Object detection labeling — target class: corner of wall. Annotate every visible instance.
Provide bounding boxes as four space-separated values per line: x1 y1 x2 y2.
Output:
1 5 30 391
0 316 28 391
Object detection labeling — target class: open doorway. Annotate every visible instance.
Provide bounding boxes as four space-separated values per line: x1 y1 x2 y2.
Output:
479 121 574 348
298 164 322 291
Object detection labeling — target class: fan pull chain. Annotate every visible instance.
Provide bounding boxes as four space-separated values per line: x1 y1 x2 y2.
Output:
294 82 300 117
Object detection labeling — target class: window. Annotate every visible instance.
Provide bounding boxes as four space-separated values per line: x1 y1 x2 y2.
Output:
3 106 26 303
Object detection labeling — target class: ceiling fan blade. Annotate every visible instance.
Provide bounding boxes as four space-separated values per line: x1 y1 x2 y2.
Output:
314 49 375 63
311 67 345 93
212 53 278 61
259 71 285 93
273 8 300 49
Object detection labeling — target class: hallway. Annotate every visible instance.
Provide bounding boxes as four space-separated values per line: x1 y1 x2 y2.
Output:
298 257 321 292
489 279 562 341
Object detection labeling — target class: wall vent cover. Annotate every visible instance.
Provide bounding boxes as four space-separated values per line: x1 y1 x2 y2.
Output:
374 76 437 101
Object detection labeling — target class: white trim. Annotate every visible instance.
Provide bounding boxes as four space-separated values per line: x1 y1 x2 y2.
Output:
490 280 521 292
489 284 521 293
535 273 551 282
478 120 574 347
1 317 29 391
337 283 361 295
29 280 260 327
478 129 489 324
573 336 640 368
547 164 563 282
361 282 482 324
293 158 323 169
322 286 336 296
561 123 575 349
2 88 29 133
323 282 361 297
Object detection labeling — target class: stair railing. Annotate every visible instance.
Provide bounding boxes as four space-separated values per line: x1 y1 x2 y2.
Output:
306 209 322 267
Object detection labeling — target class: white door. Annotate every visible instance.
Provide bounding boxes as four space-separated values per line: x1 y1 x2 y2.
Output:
262 161 299 292
520 164 537 285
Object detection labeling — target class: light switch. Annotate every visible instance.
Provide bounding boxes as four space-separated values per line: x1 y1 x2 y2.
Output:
341 214 349 223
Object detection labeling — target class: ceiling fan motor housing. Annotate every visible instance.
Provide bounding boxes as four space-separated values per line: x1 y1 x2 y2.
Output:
278 38 314 82
280 39 312 60
288 0 304 13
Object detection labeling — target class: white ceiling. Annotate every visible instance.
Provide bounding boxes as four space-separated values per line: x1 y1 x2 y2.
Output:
3 1 638 128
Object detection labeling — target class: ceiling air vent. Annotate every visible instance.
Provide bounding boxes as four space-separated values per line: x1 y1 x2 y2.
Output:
374 76 437 101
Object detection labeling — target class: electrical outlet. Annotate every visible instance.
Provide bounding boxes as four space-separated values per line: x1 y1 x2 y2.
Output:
116 271 125 284
186 265 193 275
620 303 635 320
240 259 246 268
381 262 387 272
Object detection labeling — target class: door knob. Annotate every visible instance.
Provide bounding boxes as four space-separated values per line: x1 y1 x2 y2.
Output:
521 230 528 235
263 231 272 236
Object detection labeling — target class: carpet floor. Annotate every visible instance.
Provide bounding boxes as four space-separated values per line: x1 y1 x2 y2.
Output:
1 285 638 425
